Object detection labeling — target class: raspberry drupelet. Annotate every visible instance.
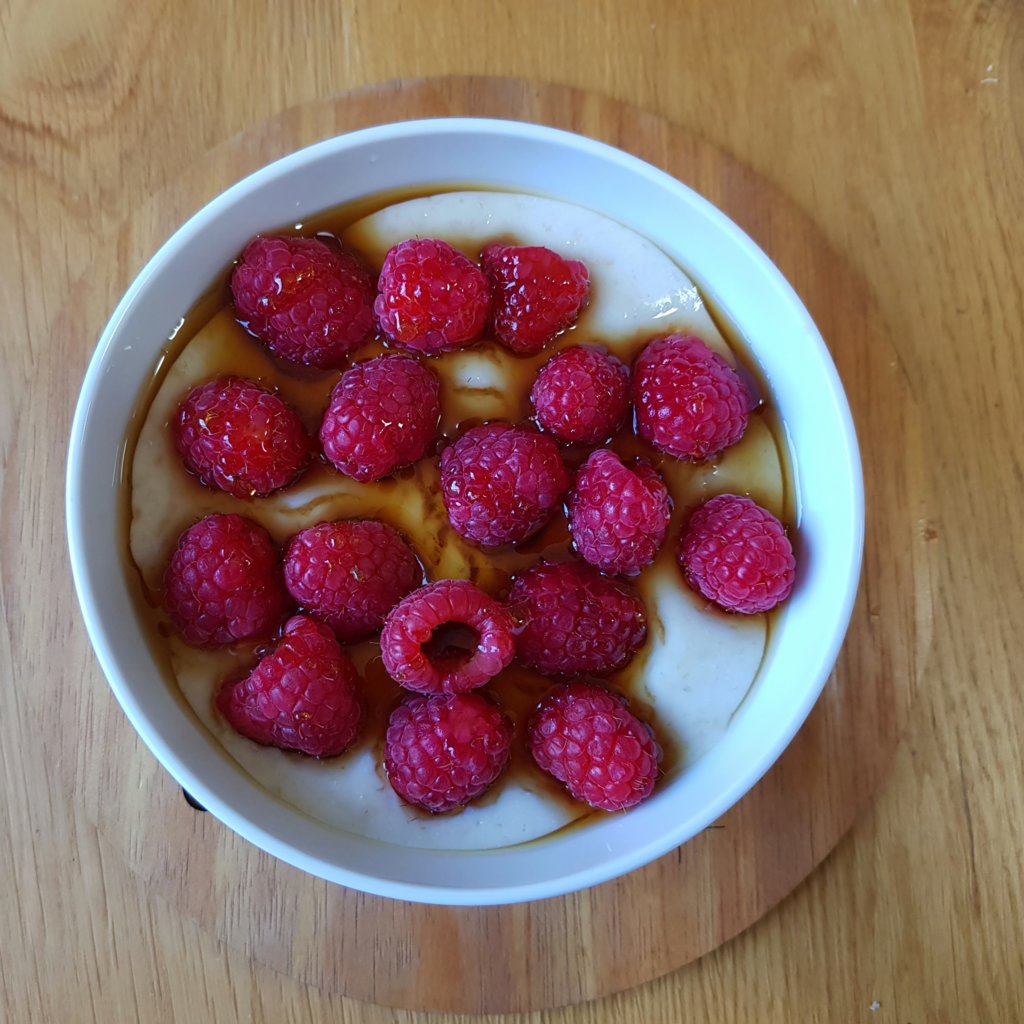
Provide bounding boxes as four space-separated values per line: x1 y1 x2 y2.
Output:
164 514 290 648
217 615 364 757
633 334 751 461
384 693 513 813
374 238 491 354
440 423 569 548
320 354 441 482
231 235 375 369
380 580 516 695
509 561 647 676
174 376 311 498
568 449 672 576
679 494 796 614
530 345 630 444
284 520 423 642
528 681 662 812
482 244 590 355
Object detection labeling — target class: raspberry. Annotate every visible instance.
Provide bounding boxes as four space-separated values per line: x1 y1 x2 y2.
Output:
440 423 569 547
568 450 671 575
216 615 363 757
381 580 515 695
679 494 796 614
284 520 422 642
231 235 375 369
528 682 661 811
374 239 491 354
530 345 630 444
320 354 441 481
384 693 513 813
173 376 311 498
481 244 589 355
633 334 751 460
164 514 289 647
509 561 647 676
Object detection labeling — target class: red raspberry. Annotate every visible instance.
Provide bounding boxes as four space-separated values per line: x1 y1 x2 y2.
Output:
231 235 375 369
374 239 491 354
530 345 630 444
679 494 796 614
440 423 569 547
568 450 671 576
481 244 589 355
633 334 751 460
528 682 661 812
384 693 513 813
216 615 363 757
509 561 647 676
320 354 441 481
381 580 515 695
284 520 422 642
173 376 311 498
164 514 289 647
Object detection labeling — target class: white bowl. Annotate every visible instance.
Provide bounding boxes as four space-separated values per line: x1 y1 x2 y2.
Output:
67 118 863 905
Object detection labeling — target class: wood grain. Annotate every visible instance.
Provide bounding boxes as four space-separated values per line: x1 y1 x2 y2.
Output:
2 1 1022 1021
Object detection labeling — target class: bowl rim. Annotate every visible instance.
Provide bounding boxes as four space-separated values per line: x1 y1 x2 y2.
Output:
67 116 864 905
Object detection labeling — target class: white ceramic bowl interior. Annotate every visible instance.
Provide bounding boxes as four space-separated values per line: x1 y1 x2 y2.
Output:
67 118 863 905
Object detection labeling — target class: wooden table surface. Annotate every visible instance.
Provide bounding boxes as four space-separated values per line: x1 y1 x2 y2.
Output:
3 1 1022 1021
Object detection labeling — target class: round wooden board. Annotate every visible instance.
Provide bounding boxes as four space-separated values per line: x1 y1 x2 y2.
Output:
47 78 928 1015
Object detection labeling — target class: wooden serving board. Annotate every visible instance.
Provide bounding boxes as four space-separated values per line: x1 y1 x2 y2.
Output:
46 78 928 1014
